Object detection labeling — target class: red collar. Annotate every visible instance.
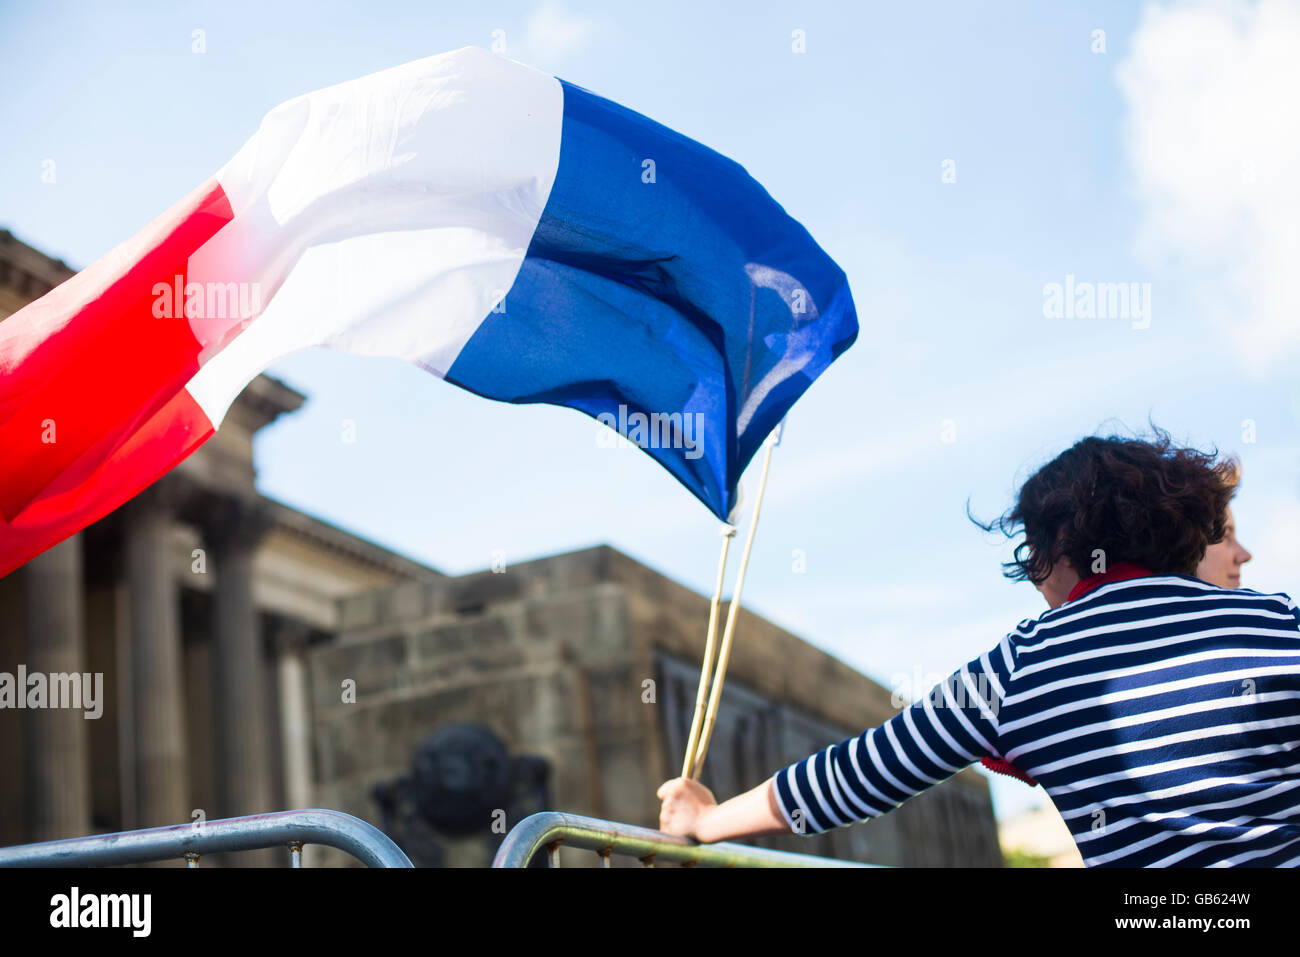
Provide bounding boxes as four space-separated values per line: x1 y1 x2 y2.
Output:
1066 561 1154 603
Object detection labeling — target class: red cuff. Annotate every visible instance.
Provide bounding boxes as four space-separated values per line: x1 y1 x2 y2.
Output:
981 756 1039 786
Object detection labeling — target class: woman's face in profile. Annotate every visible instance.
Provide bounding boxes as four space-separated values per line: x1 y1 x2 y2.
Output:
1197 506 1252 588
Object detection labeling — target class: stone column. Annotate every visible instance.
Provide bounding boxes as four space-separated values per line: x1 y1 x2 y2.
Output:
22 535 91 841
124 487 190 828
274 620 314 813
207 499 276 822
274 619 318 866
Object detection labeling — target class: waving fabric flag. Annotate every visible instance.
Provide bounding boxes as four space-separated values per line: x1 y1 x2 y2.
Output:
0 46 857 577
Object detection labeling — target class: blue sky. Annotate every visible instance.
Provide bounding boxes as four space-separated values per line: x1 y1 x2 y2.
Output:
3 0 1298 824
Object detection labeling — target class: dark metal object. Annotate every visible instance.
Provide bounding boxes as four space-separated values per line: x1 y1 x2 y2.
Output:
413 723 512 835
373 722 551 866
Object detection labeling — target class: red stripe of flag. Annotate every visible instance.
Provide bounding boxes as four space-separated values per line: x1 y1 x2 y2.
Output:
0 180 235 575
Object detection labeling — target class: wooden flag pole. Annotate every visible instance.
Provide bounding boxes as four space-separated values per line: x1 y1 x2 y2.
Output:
690 428 779 779
680 524 736 779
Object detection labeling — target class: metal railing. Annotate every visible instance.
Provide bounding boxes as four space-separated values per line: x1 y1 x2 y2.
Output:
492 811 876 868
1 808 875 868
0 809 412 868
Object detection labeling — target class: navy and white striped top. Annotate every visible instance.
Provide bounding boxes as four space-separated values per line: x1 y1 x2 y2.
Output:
771 573 1300 866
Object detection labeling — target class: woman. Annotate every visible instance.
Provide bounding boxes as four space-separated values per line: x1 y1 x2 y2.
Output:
658 430 1300 866
1197 463 1253 588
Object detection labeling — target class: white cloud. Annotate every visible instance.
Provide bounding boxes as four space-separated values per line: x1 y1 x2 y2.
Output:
514 1 599 67
1116 1 1300 368
1249 499 1300 588
1233 445 1300 593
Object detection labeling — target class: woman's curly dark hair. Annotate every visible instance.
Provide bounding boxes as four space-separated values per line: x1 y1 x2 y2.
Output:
972 427 1240 584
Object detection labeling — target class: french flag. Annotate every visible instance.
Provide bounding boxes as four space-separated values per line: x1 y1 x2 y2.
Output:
0 47 857 578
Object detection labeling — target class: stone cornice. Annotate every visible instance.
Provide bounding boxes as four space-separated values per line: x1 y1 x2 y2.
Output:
0 227 77 302
260 498 443 581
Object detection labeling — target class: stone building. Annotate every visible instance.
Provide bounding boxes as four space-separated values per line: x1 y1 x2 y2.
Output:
0 229 1003 866
321 546 1002 866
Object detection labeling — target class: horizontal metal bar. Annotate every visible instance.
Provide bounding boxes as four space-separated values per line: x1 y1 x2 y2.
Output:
492 812 876 868
0 809 412 868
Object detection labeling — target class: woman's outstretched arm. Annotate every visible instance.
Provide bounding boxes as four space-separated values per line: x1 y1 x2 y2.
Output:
659 637 1017 842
